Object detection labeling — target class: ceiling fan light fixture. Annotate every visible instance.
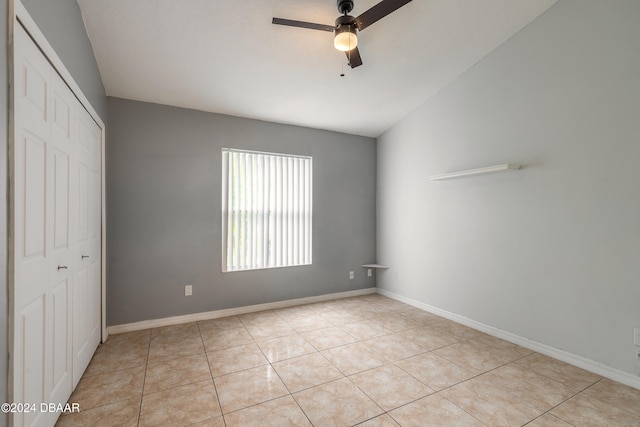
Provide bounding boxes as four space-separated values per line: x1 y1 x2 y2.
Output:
334 25 357 51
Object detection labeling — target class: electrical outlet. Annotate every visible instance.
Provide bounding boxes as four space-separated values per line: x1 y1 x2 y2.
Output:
367 268 372 277
349 271 354 280
185 285 192 296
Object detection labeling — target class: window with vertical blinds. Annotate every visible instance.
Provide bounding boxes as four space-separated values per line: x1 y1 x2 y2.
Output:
222 148 313 272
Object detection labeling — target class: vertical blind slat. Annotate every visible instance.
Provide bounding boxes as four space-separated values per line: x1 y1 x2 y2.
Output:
276 156 283 267
266 156 273 267
294 159 299 263
232 154 241 269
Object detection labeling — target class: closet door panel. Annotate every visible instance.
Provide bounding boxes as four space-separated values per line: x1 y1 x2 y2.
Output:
17 40 48 141
49 278 71 401
13 25 52 427
77 162 89 245
88 255 101 342
73 109 100 385
72 266 89 386
47 72 75 405
19 296 47 427
87 126 102 346
16 135 49 308
73 155 89 386
50 68 74 265
52 150 70 250
22 136 46 261
88 134 101 354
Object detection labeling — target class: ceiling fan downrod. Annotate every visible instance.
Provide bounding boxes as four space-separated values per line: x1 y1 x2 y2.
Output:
337 0 354 15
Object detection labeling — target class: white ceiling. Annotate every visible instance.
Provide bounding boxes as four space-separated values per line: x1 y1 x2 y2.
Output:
77 0 557 137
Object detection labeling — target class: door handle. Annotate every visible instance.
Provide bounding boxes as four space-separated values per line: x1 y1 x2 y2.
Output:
57 265 68 270
81 255 90 259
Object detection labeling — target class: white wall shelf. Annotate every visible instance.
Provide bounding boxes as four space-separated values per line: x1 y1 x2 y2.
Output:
429 163 521 180
361 264 389 269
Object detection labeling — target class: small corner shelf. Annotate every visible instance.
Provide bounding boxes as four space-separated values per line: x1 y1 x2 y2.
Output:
429 163 521 181
361 264 389 269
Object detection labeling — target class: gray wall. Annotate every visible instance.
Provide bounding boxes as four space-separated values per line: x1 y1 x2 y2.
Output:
377 0 640 377
21 0 106 120
107 97 376 325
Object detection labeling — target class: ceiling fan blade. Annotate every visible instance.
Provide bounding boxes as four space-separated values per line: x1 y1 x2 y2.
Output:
346 46 363 68
354 0 413 31
272 18 335 32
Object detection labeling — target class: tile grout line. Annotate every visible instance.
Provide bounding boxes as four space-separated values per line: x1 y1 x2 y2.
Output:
198 320 228 427
136 329 152 427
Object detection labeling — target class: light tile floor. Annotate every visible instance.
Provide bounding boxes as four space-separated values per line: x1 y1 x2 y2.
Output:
56 294 640 426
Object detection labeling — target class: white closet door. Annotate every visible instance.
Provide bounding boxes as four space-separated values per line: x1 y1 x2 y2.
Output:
13 23 57 427
88 125 102 349
73 108 101 386
47 67 75 409
13 23 102 427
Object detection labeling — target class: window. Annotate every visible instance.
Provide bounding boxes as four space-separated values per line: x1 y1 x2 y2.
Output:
222 148 312 272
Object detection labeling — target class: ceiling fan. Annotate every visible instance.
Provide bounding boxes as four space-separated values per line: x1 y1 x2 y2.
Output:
272 0 413 68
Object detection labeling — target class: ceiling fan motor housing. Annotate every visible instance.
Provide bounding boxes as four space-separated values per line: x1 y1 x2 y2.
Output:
337 0 354 14
335 14 356 27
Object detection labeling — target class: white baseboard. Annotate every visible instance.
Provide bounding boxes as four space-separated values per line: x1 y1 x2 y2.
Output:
108 287 377 335
377 287 640 391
